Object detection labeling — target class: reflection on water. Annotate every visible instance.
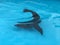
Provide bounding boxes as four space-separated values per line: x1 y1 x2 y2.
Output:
0 1 60 45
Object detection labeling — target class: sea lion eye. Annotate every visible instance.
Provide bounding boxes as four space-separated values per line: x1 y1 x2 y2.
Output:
15 9 43 35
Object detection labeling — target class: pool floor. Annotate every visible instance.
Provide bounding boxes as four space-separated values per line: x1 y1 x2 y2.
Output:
0 1 60 45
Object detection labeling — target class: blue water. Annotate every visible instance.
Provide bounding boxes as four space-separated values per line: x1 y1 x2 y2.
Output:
0 1 60 45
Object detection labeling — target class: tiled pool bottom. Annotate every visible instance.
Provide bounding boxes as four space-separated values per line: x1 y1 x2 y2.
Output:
0 1 60 45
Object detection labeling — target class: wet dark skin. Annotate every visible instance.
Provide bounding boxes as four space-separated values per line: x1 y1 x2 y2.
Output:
15 9 43 35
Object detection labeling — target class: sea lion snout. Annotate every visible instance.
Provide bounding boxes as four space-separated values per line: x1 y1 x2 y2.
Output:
23 9 31 12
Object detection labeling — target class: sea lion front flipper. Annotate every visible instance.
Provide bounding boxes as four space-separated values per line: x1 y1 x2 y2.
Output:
33 24 43 35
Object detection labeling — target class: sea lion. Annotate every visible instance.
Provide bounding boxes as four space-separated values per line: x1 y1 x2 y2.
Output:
15 9 43 35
